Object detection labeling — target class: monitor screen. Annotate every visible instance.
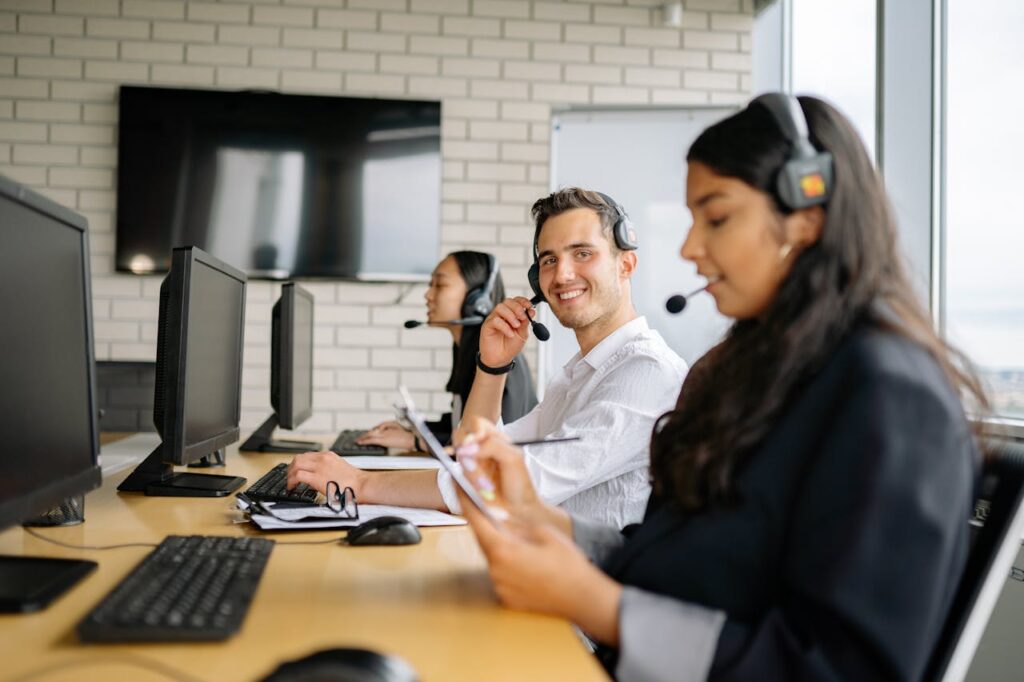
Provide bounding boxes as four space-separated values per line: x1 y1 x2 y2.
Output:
0 175 101 529
155 247 246 465
276 283 314 429
116 85 442 281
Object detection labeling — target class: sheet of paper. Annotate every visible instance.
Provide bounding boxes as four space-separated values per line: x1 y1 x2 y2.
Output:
241 500 465 531
342 455 440 470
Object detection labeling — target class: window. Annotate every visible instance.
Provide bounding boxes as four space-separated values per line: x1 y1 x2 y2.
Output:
944 0 1024 420
791 0 877 160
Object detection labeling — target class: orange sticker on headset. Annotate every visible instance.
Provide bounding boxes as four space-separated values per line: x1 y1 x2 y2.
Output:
800 173 826 198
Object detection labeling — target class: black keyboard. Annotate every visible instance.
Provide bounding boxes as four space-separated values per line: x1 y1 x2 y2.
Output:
77 535 274 642
243 462 318 504
331 429 387 456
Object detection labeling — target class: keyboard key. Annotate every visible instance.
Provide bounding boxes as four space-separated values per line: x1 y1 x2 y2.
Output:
242 462 318 504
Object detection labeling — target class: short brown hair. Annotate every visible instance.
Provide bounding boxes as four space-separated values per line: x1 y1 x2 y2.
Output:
530 187 621 256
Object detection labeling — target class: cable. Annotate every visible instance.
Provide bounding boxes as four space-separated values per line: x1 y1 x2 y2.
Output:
26 522 350 548
23 526 157 550
10 653 204 682
275 534 348 545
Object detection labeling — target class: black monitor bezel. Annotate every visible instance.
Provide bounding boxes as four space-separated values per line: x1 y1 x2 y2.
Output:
158 246 247 466
0 174 101 529
274 282 314 430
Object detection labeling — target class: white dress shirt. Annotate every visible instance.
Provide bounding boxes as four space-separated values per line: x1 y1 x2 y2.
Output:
438 316 688 528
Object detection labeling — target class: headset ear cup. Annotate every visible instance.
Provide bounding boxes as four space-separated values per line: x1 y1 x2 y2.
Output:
615 216 638 251
528 262 545 303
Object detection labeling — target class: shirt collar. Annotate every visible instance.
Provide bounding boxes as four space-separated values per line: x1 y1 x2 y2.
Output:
562 316 649 372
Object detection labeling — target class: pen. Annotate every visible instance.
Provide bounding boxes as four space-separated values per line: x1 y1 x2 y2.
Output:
511 436 581 447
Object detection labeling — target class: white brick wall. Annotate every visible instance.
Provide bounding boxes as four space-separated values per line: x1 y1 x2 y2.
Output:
0 0 753 434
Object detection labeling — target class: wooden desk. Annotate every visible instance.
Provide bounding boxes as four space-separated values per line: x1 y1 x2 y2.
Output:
0 442 607 682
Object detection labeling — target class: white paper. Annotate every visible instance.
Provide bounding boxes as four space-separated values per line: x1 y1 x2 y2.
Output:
241 500 465 531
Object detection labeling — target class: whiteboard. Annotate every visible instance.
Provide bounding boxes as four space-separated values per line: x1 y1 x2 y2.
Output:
541 107 737 392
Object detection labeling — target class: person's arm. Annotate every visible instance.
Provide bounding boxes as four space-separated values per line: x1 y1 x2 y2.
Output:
288 452 447 510
459 296 535 432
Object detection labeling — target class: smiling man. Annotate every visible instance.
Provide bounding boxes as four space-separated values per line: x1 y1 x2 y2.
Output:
449 188 688 526
287 188 687 527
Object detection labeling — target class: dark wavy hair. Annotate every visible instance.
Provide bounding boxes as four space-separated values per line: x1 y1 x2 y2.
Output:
649 95 989 510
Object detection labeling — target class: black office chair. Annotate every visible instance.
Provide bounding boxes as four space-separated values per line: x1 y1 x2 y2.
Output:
925 437 1024 682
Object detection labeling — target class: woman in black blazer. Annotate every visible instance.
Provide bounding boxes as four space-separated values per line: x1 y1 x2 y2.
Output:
357 251 536 449
454 95 988 681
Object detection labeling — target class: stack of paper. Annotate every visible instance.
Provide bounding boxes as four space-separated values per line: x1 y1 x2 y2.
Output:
238 497 464 531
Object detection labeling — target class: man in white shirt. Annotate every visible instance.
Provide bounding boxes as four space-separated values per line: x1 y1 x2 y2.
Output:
287 188 687 527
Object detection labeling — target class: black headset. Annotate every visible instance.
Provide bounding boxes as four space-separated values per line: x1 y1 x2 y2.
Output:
527 191 638 303
461 253 498 319
752 93 833 211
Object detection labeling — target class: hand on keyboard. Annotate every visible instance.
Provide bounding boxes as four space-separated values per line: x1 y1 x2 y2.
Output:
330 429 389 456
354 421 415 450
243 462 318 504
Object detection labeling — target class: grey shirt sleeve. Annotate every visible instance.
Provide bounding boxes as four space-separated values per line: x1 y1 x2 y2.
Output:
616 586 727 682
571 515 626 565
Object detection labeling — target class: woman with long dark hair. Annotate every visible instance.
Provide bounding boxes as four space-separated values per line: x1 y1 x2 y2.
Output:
454 95 986 680
357 250 536 450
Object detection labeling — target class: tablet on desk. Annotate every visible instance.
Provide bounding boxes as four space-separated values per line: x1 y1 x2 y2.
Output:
396 386 506 527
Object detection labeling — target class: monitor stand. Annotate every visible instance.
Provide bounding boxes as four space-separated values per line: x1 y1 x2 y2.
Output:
187 449 225 468
117 443 245 497
240 414 323 453
0 555 97 613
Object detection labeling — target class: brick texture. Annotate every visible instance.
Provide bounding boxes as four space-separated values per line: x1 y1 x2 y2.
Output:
0 0 752 432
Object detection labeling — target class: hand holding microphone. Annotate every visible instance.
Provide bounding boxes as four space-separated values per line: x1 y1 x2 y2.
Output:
477 296 539 369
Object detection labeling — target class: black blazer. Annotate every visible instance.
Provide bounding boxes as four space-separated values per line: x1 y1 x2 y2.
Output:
601 325 977 680
426 324 537 444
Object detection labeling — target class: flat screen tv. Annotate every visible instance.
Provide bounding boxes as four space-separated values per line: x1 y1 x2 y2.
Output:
116 85 441 281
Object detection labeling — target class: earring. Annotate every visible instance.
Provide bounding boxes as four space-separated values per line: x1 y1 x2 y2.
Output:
778 243 793 262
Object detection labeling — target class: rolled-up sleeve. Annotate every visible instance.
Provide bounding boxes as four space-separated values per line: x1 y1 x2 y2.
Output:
571 515 626 565
617 587 726 682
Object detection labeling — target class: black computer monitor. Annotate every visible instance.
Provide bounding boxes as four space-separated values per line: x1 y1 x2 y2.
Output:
118 246 247 496
240 283 322 453
0 174 103 612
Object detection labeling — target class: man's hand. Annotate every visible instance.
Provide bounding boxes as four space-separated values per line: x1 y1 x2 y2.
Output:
478 296 536 367
287 451 369 497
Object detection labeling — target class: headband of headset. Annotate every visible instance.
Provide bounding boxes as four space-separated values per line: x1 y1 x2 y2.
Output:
752 93 834 211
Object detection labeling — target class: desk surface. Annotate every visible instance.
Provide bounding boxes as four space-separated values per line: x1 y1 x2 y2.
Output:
0 439 607 682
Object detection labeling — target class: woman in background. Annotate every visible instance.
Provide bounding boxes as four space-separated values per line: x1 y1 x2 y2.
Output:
455 95 986 680
358 251 536 451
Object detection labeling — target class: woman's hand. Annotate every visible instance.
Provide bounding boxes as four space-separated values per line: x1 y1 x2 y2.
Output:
458 487 623 646
455 416 566 531
478 296 535 368
287 450 370 497
356 420 416 450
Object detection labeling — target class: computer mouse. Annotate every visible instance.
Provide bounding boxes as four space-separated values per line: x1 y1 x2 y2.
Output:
345 515 422 546
262 646 419 682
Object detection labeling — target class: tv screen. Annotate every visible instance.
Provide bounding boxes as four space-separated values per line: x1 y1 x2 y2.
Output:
116 85 441 281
